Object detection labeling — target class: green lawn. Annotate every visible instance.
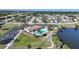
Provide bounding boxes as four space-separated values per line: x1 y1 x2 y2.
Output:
0 22 19 49
0 44 6 49
11 33 51 49
0 22 18 37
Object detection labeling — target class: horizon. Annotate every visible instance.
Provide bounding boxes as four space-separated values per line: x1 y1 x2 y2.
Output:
0 9 79 12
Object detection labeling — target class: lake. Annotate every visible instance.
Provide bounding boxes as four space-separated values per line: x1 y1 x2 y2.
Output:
57 28 79 49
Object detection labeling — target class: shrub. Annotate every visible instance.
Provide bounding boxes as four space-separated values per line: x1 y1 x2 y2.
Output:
15 39 20 42
27 44 31 49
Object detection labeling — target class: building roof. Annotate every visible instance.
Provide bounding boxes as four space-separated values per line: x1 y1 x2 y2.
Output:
32 25 41 30
24 25 41 32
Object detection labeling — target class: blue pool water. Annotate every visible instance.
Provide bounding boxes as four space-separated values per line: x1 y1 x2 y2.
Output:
38 29 48 33
57 28 79 49
33 28 48 37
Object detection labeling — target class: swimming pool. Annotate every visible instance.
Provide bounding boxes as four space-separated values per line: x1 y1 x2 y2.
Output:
33 28 48 37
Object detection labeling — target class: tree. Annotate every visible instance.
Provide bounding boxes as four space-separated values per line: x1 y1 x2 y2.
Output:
15 16 20 22
0 25 2 28
75 24 79 30
27 44 31 49
61 25 65 29
60 25 67 31
59 39 65 49
42 16 47 23
15 39 20 42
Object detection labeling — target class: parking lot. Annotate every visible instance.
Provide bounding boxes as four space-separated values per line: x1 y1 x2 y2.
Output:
0 27 20 44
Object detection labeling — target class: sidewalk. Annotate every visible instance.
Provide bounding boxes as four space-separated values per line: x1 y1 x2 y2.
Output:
43 31 56 49
47 31 56 49
5 30 22 49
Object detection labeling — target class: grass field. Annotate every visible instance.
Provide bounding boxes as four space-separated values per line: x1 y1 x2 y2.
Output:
0 22 19 49
0 44 6 49
0 22 19 37
10 33 51 49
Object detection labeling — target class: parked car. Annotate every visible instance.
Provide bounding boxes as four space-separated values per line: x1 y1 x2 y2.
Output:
0 27 19 44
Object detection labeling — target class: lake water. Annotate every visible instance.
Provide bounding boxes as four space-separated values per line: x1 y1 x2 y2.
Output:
57 28 79 49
